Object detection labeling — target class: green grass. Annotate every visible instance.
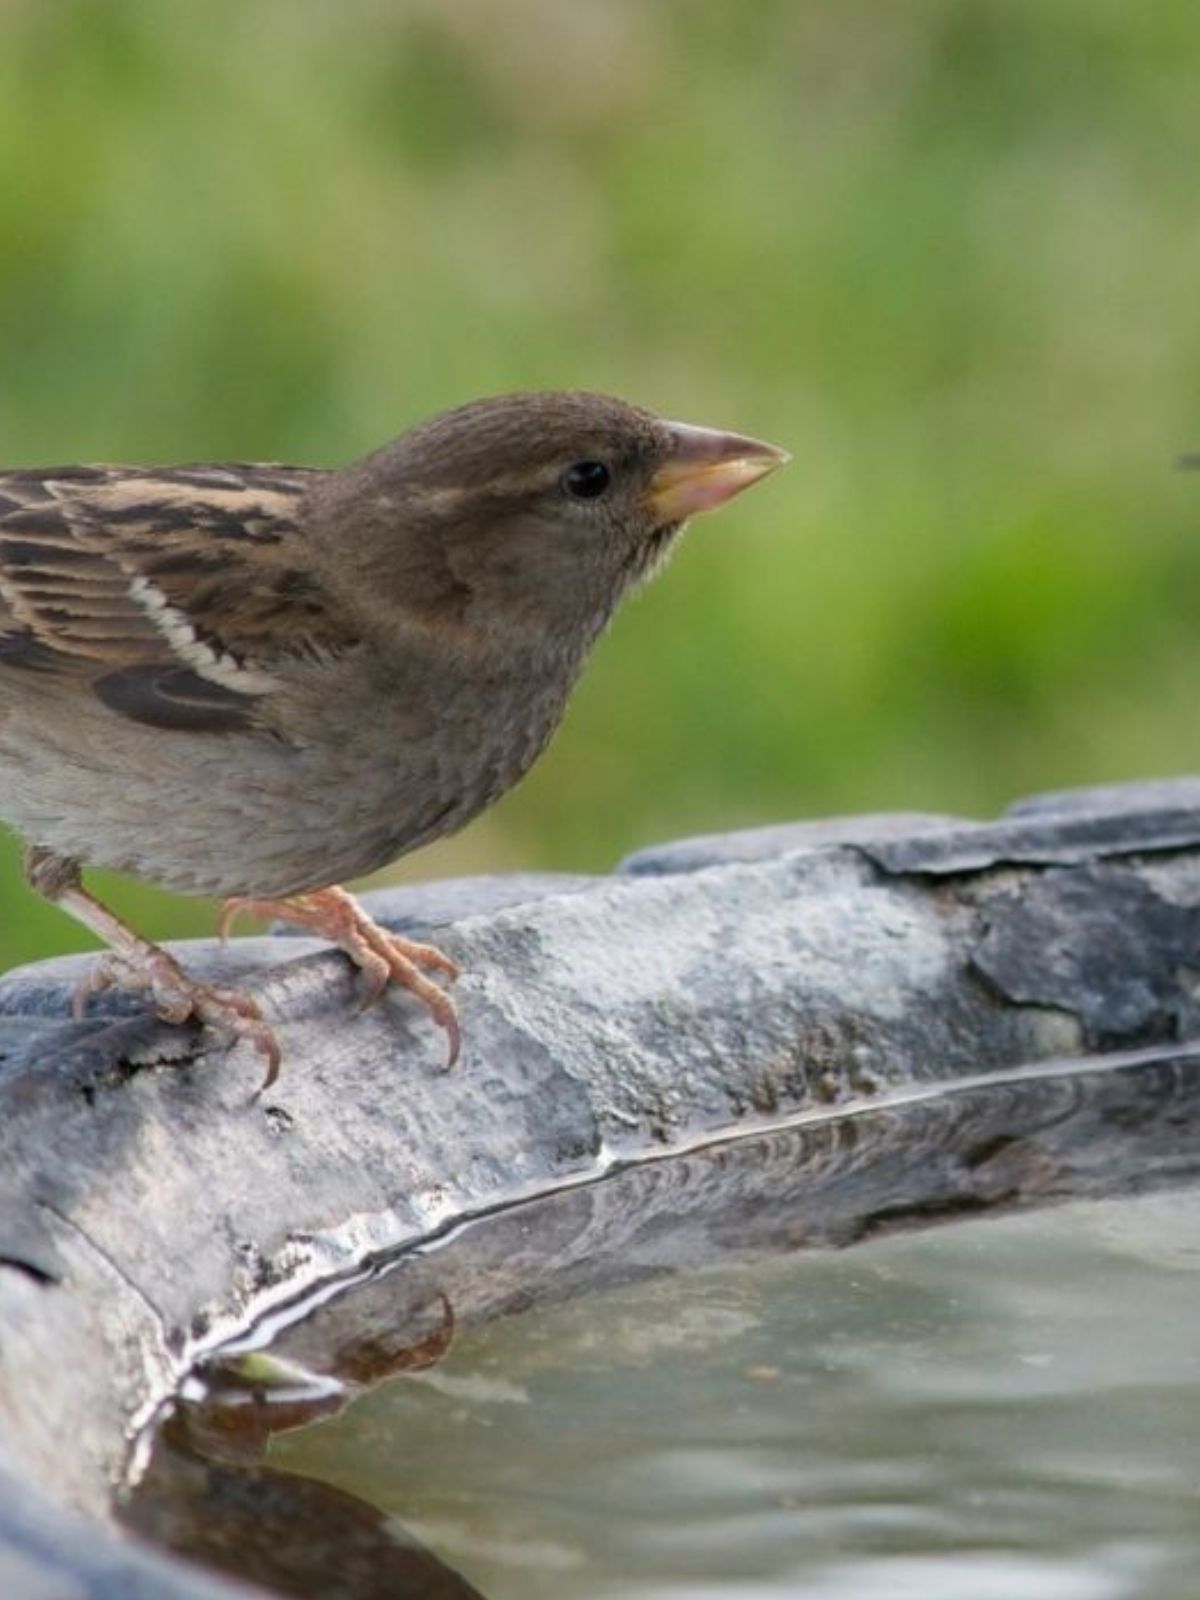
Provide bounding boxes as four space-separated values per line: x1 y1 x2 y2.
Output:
0 0 1198 966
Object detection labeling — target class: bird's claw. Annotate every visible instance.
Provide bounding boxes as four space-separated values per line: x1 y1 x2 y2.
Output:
75 947 282 1088
349 937 462 1068
220 886 461 1067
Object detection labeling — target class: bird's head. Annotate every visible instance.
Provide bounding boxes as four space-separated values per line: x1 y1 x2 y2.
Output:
313 391 788 660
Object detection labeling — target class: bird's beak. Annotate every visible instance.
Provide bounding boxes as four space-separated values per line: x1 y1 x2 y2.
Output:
646 422 790 522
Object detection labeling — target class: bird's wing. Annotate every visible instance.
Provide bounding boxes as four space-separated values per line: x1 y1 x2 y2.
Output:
0 462 354 733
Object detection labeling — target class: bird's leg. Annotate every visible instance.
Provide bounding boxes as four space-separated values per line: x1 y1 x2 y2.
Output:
24 845 282 1085
219 884 461 1065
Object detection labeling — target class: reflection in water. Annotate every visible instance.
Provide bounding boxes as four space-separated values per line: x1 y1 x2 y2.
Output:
268 1192 1200 1600
123 1297 476 1600
125 1440 486 1600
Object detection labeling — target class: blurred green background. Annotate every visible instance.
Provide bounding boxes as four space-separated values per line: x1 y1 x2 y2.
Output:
0 0 1198 966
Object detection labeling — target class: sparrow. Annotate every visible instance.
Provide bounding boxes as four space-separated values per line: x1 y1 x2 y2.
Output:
0 391 788 1082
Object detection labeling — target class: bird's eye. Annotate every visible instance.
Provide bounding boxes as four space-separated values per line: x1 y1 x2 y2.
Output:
561 460 611 500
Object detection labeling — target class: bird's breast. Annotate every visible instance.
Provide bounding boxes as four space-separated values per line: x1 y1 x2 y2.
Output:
276 649 580 885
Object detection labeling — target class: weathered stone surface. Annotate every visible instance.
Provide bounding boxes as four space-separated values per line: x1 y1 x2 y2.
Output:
617 810 964 874
1 778 1200 1597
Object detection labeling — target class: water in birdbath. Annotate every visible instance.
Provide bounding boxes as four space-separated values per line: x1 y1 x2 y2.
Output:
129 1186 1200 1600
263 1191 1200 1600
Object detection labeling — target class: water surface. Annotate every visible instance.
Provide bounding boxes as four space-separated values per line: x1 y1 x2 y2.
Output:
271 1190 1200 1599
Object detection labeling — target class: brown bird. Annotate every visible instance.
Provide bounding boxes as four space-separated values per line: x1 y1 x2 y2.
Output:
0 391 787 1081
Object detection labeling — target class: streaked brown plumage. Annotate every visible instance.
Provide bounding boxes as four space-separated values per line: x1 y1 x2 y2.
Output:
0 391 787 1080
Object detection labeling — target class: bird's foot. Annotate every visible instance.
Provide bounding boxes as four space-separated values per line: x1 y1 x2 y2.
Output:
220 884 461 1065
24 845 282 1085
73 945 281 1086
75 951 282 1087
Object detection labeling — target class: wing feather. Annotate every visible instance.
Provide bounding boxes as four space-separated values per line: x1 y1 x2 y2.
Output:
0 462 354 733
